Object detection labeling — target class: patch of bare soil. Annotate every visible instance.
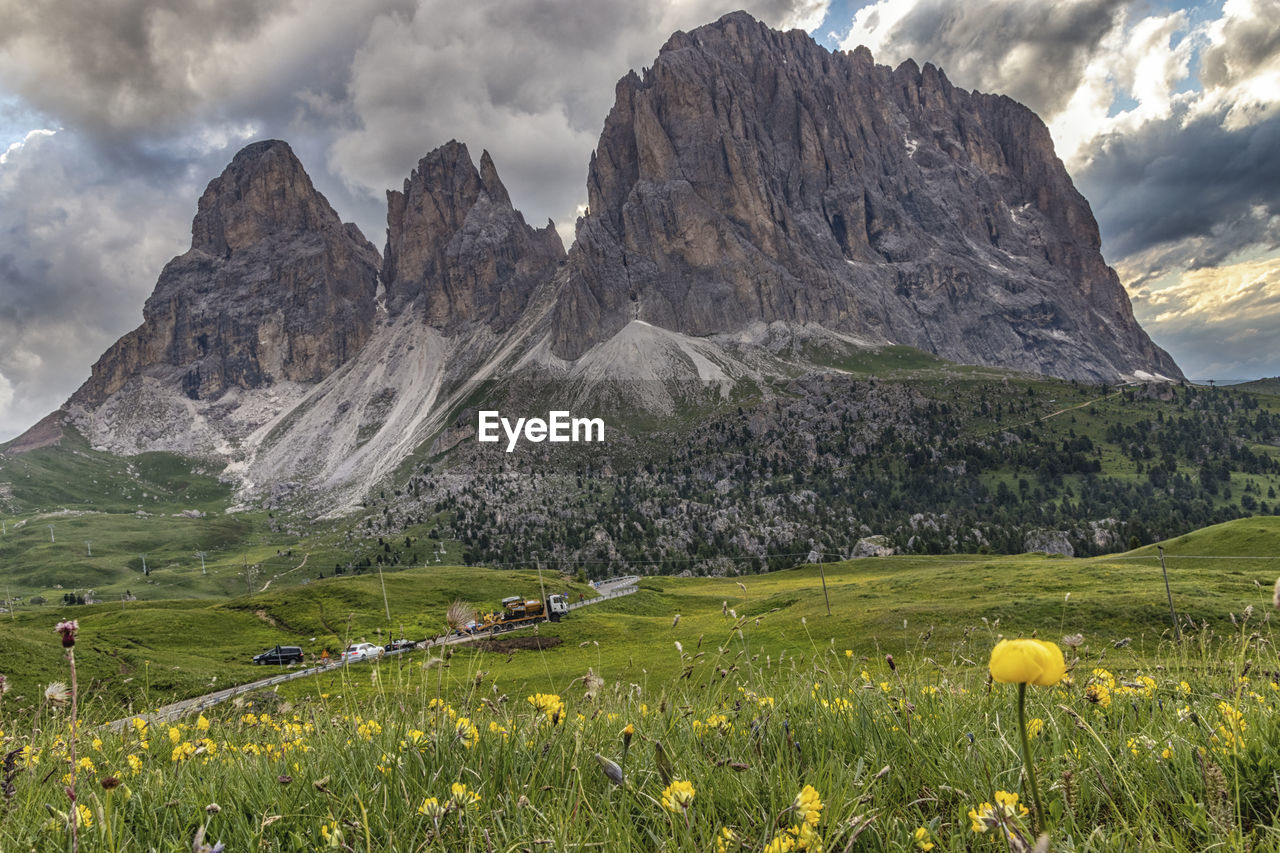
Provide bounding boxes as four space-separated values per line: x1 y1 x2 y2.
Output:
475 636 563 653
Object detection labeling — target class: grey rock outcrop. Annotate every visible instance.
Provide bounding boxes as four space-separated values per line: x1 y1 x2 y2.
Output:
550 11 1181 381
1024 529 1074 557
852 535 895 557
382 141 564 331
71 140 380 404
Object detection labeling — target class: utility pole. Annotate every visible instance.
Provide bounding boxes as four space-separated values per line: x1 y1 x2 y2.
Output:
535 552 548 607
376 563 391 623
196 551 207 575
48 525 55 543
1158 546 1181 641
6 586 13 621
141 553 148 577
817 555 832 617
85 540 92 557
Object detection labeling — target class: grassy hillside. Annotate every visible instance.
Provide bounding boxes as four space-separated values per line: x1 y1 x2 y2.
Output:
1236 377 1280 396
0 430 231 513
4 517 1273 723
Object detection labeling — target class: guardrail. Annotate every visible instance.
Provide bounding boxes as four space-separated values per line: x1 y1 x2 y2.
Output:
567 586 637 611
594 575 641 589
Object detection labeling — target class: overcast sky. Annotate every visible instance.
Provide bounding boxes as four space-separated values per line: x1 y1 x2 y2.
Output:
2 0 1278 441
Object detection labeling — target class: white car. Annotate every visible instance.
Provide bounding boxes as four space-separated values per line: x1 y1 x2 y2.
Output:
340 642 384 663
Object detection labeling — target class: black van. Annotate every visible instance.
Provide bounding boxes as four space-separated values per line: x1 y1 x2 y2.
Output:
252 645 303 665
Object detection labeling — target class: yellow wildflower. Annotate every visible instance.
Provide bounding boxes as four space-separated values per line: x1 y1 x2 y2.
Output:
320 819 343 848
763 833 796 853
1085 683 1112 708
454 717 479 749
989 639 1066 686
527 693 565 723
449 782 480 812
969 790 1028 833
661 779 696 813
418 797 446 819
1026 718 1044 738
717 826 746 853
913 826 935 851
792 785 823 826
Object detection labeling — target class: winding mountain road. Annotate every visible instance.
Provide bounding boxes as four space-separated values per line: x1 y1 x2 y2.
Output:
106 577 640 730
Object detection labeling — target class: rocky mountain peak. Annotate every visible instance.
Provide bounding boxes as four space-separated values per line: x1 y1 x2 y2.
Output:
552 11 1181 381
190 140 334 258
382 141 564 330
69 140 380 407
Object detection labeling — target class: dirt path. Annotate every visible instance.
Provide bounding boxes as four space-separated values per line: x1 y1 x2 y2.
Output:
976 389 1123 440
258 551 309 593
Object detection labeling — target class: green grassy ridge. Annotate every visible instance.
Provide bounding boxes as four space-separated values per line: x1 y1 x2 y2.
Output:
1126 515 1280 557
0 428 232 513
0 503 465 604
1235 377 1280 396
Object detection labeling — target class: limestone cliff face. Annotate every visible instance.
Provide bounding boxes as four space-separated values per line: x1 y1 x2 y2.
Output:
550 12 1181 381
382 141 564 331
70 140 380 405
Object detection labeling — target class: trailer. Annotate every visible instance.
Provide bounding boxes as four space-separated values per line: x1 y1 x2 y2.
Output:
471 593 569 633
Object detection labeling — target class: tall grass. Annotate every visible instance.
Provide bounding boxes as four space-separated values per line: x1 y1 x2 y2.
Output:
2 608 1278 851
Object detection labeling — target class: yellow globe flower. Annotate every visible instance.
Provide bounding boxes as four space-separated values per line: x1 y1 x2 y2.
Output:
988 639 1066 686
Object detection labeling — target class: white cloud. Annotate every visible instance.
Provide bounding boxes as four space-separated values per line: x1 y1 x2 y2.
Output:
0 369 13 414
1129 250 1280 377
0 127 56 164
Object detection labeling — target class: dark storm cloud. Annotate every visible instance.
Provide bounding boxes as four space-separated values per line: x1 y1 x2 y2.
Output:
0 0 277 138
1078 106 1280 279
331 0 830 233
1199 0 1280 89
841 0 1126 119
0 131 192 437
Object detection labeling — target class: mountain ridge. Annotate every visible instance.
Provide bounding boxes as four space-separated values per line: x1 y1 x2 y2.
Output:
7 12 1183 512
552 11 1179 381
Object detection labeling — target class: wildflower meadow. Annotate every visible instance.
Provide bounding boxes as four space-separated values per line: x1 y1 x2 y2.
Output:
2 597 1279 852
